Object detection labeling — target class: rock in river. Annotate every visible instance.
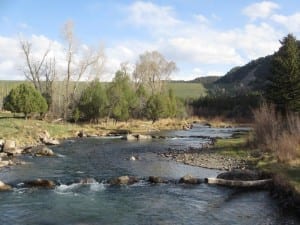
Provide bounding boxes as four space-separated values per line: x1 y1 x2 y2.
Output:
24 179 56 189
109 176 139 185
148 176 168 184
0 180 12 191
179 174 202 184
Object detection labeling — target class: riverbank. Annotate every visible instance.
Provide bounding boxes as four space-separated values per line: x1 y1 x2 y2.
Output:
162 132 300 211
161 134 256 170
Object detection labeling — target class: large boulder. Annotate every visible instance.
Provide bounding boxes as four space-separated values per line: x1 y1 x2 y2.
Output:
0 180 12 191
179 174 202 184
24 179 56 189
109 176 138 185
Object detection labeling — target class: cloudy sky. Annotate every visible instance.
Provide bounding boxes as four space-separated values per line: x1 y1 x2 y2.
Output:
0 0 299 81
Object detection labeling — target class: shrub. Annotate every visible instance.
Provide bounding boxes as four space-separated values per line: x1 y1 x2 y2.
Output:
3 83 48 119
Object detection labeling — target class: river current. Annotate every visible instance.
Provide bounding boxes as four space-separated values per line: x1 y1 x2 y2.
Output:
0 125 299 225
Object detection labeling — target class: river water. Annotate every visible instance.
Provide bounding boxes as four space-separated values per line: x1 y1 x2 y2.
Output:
0 125 299 225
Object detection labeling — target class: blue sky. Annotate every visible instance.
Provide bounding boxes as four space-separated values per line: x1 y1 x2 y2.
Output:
0 0 300 80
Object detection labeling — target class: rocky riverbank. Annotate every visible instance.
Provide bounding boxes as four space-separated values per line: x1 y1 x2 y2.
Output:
160 147 251 171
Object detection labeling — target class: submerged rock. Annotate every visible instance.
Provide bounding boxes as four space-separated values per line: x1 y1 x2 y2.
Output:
34 146 55 156
148 176 168 184
24 179 56 189
79 178 97 184
109 176 138 185
179 174 202 184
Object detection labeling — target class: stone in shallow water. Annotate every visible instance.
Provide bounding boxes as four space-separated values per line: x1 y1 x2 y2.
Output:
148 176 168 184
0 180 12 191
179 174 202 184
24 179 56 189
109 176 138 185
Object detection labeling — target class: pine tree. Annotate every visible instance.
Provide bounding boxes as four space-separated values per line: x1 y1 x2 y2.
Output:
77 80 107 122
266 34 300 112
3 83 48 119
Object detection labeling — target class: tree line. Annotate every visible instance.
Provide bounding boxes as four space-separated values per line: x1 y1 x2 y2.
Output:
2 21 184 122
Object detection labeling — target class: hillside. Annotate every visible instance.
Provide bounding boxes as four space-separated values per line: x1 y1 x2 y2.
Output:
215 55 273 92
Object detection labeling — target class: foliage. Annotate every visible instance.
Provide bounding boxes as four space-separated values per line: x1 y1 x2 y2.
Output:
3 83 48 119
191 92 262 119
107 70 137 121
145 94 167 123
266 34 300 112
77 80 107 122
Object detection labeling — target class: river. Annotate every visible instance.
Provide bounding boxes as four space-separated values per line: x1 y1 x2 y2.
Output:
0 125 298 225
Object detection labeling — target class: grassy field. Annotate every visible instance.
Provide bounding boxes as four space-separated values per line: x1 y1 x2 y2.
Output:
167 82 207 99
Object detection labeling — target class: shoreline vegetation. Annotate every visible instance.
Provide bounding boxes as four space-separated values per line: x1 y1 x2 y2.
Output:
0 113 299 212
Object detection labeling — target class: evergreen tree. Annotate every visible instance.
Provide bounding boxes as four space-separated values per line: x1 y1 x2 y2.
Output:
266 34 300 112
77 80 107 122
107 71 137 121
3 83 48 119
145 94 167 123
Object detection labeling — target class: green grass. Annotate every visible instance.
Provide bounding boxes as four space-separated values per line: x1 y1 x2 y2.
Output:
213 134 253 158
167 82 207 99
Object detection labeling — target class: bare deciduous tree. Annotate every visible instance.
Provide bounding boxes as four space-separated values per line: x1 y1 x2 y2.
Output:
133 51 177 94
61 20 105 119
20 38 56 112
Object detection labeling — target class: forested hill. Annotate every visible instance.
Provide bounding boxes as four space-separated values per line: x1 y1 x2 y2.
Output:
214 55 273 91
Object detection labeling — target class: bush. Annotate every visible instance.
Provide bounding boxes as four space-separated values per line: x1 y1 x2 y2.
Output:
253 102 300 163
77 81 107 122
3 83 48 119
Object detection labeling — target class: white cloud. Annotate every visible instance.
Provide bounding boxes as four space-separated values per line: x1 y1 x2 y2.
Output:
271 13 300 34
194 14 209 24
127 1 180 29
243 1 279 21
